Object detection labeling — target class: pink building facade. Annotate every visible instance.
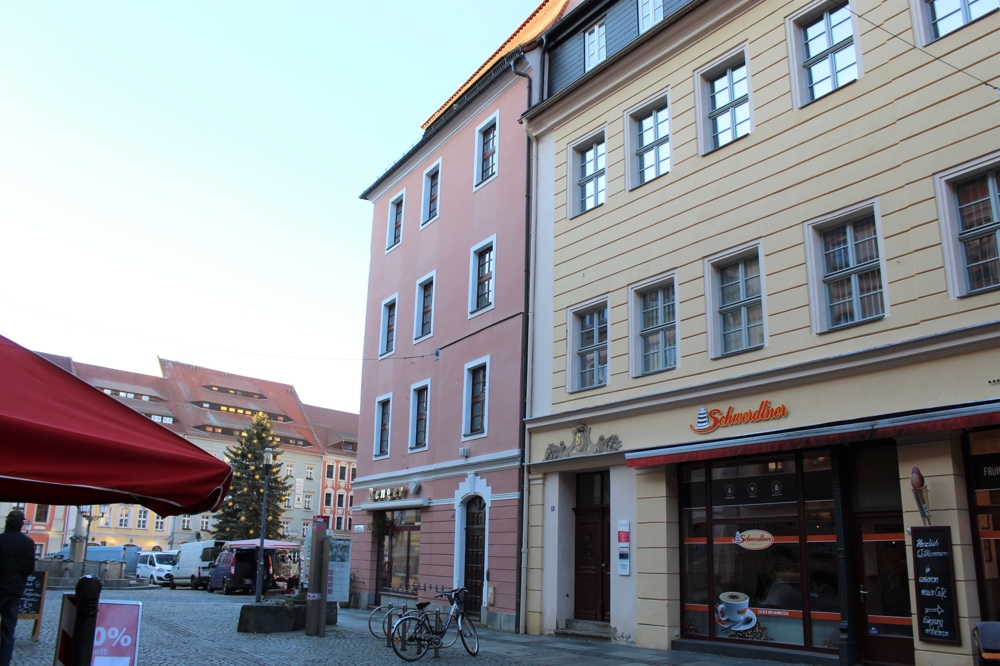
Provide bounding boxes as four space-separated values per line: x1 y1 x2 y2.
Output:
352 1 567 631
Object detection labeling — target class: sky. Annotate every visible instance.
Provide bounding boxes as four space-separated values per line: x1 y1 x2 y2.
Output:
0 0 541 414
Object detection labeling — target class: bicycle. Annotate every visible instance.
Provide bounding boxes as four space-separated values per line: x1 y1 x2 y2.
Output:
369 603 428 641
390 587 479 661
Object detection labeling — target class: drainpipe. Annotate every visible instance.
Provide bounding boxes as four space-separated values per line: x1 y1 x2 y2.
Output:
511 55 533 636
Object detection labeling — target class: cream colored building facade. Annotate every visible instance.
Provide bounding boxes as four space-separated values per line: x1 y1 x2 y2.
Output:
521 0 1000 663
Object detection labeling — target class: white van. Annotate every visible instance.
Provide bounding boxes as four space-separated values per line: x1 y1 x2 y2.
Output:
136 551 177 586
172 540 225 589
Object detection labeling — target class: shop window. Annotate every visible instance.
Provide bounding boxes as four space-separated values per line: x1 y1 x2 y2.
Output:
382 509 421 595
969 431 1000 622
680 450 838 651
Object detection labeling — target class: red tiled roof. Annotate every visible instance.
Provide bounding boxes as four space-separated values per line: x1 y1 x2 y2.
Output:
420 0 570 130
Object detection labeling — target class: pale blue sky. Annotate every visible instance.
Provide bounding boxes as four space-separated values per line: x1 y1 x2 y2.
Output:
0 0 540 413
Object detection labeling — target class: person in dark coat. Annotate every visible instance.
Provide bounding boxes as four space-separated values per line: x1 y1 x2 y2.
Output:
0 510 36 666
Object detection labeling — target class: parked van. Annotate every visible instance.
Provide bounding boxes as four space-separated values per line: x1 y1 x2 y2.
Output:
206 549 276 595
48 543 141 576
172 540 225 590
136 551 177 586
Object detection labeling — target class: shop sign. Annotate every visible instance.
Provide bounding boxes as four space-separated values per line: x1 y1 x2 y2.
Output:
368 486 409 502
971 452 1000 491
911 526 960 645
617 520 630 575
733 529 774 550
690 401 789 435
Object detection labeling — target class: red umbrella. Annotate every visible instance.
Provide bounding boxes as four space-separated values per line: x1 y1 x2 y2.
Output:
0 334 232 516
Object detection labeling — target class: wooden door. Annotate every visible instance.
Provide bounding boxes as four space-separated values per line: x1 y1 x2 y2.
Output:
574 506 610 622
853 513 915 665
463 496 486 620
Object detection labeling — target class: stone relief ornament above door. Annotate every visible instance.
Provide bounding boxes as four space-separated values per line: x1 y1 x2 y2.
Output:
543 423 622 461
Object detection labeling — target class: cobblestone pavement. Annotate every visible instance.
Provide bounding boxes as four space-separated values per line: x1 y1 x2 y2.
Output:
9 588 813 665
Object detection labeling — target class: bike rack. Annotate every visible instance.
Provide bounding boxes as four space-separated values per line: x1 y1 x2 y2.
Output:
432 608 442 659
386 603 407 648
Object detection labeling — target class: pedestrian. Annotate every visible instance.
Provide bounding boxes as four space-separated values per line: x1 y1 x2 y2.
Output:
0 510 35 666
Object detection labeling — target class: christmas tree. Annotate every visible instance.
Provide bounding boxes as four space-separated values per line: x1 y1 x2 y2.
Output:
213 412 290 541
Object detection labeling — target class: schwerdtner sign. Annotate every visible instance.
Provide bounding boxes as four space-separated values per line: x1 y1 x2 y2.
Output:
690 401 789 435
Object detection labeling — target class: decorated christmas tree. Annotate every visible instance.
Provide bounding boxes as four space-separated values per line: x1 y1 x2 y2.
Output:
213 412 290 541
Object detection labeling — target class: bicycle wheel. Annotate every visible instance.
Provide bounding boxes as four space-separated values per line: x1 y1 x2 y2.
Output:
391 616 430 662
458 614 479 656
442 616 461 647
384 608 419 639
368 606 388 639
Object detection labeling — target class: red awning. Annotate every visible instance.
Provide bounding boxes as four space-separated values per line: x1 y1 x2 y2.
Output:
626 402 1000 467
0 334 232 515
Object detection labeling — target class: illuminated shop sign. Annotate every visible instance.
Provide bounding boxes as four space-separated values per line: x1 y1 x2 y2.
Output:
367 486 408 502
690 401 789 434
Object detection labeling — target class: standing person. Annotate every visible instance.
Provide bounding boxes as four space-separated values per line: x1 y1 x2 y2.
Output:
0 510 35 666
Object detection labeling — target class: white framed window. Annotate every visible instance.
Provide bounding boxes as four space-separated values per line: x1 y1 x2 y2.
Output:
422 159 442 225
911 0 998 43
625 92 671 189
181 515 191 531
413 271 436 341
136 508 148 530
704 240 768 358
339 465 347 481
284 462 295 478
469 236 496 317
379 294 398 358
473 111 500 189
374 393 392 458
336 517 344 531
694 45 753 155
304 493 313 510
566 295 609 392
324 492 333 507
629 272 678 377
351 467 356 482
281 519 290 536
386 190 405 252
283 494 292 509
200 514 211 531
337 493 345 508
302 522 309 539
786 0 862 108
585 20 607 71
639 0 665 31
349 494 354 507
154 514 165 531
409 378 431 451
305 464 315 480
117 507 131 529
570 129 607 216
326 464 334 479
462 356 490 441
934 152 1000 298
803 200 890 333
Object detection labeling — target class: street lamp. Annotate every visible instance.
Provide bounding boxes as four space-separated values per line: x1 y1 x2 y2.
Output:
255 447 274 604
79 504 111 576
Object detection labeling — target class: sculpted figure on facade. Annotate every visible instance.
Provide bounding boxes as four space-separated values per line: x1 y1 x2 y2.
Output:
543 424 622 460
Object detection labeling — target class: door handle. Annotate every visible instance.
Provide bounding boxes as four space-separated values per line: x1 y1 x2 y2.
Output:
859 586 869 603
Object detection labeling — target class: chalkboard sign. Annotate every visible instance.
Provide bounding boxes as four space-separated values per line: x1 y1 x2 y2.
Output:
911 526 961 645
17 570 47 642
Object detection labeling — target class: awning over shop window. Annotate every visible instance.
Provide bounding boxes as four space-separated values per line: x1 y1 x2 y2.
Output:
626 400 1000 467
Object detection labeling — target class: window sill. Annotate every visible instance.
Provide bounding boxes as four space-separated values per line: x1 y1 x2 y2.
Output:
716 344 764 359
798 77 859 110
567 382 608 394
703 131 751 156
821 313 885 334
929 7 999 44
420 215 439 229
629 170 670 192
634 365 677 379
372 454 390 461
413 332 433 345
473 173 498 192
569 202 605 220
408 446 428 454
378 350 395 361
385 242 401 256
468 303 495 320
461 431 487 443
960 283 1000 298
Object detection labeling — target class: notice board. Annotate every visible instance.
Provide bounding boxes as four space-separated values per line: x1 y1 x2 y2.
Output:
17 570 47 641
911 525 961 645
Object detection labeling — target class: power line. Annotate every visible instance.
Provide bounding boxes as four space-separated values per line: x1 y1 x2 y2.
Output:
0 297 432 362
835 0 1000 96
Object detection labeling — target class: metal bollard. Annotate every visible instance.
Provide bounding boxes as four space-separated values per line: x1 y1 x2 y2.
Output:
433 608 442 658
384 603 394 648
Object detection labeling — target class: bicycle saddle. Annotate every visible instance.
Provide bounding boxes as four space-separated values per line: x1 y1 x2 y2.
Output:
416 601 431 610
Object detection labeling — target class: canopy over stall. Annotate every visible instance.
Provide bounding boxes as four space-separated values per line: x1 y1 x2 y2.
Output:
224 539 300 550
0 334 232 516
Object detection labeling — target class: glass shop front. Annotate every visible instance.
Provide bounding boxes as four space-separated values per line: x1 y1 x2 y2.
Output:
680 449 841 653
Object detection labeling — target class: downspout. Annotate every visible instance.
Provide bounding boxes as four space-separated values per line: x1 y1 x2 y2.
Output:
511 55 533 635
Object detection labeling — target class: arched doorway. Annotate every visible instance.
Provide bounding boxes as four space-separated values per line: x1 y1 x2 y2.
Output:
464 496 486 620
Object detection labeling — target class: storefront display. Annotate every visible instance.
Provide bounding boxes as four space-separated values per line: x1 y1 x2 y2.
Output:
680 450 839 652
381 509 421 595
969 431 1000 622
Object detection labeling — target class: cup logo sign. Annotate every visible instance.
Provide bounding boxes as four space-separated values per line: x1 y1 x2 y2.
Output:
747 483 758 496
725 484 735 498
772 481 782 495
734 529 774 550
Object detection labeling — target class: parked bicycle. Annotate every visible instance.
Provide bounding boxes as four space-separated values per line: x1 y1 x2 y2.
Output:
390 587 479 661
368 604 418 640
